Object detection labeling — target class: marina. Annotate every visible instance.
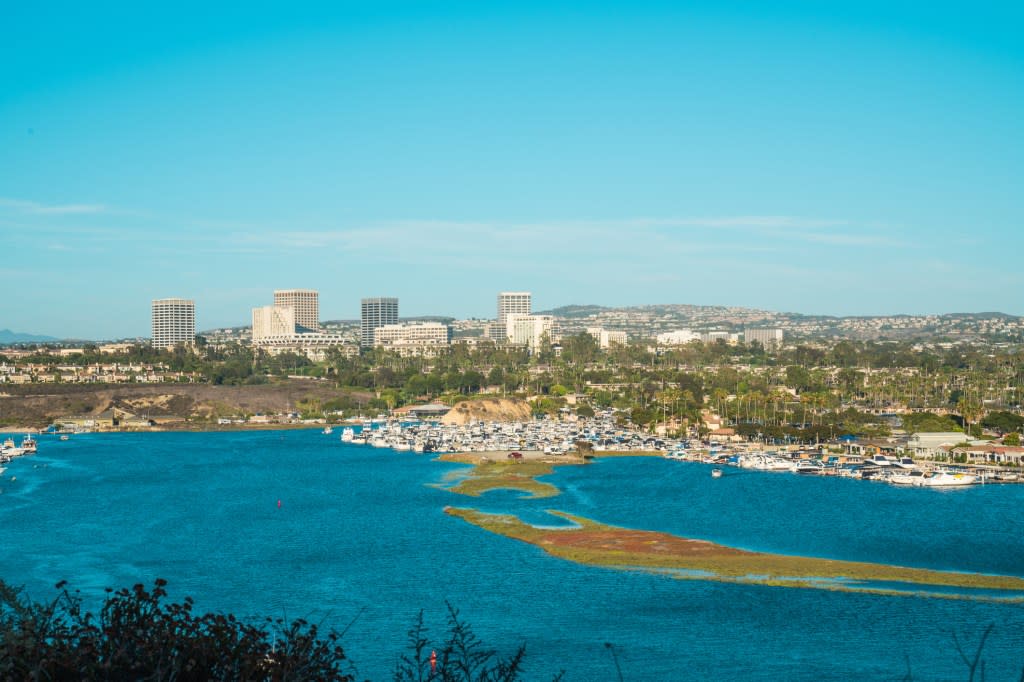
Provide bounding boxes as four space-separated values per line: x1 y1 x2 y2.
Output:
335 413 1020 489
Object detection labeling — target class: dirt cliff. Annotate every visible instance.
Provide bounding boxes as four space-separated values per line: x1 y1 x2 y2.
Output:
440 398 532 425
0 381 371 428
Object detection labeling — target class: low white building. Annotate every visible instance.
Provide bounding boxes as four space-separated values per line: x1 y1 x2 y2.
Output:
586 327 628 349
744 328 784 348
374 322 452 356
656 330 700 345
906 431 977 458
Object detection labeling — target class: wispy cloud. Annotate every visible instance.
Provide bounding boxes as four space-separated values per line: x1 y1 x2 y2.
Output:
208 215 888 255
0 197 107 215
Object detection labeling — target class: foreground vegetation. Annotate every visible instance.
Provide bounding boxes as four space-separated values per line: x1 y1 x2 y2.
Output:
0 579 561 681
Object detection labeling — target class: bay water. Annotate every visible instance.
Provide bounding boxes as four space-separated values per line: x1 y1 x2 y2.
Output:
2 429 1023 680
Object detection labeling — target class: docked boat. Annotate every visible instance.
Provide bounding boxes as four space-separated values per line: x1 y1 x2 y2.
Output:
920 471 977 487
790 459 825 474
888 470 926 486
340 428 355 443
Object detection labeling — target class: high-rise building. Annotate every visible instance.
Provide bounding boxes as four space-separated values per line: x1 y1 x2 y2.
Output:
497 292 531 330
506 314 557 350
361 297 399 347
252 305 296 343
151 298 195 349
273 289 319 332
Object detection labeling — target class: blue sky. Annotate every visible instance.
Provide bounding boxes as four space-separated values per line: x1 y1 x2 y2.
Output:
2 1 1022 339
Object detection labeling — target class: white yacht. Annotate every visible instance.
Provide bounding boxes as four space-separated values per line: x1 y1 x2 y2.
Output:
888 470 926 486
340 428 355 443
790 459 825 474
322 426 333 435
920 471 977 487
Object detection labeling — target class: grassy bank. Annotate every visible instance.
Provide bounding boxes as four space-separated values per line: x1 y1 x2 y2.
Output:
446 461 561 498
445 508 1024 599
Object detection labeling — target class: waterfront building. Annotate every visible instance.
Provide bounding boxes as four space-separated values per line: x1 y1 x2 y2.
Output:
586 327 628 349
373 322 452 356
497 292 531 336
507 314 557 350
273 289 319 332
151 298 195 349
361 297 399 347
744 328 784 348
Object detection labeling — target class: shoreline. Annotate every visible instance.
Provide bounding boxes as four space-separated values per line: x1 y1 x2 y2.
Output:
0 422 356 434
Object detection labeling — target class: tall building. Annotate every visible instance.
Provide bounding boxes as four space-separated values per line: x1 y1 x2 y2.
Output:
273 289 319 332
252 305 296 343
361 297 399 347
497 292 531 330
506 314 557 350
151 298 195 349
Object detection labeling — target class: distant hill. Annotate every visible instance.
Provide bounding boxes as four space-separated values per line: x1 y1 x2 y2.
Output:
536 304 613 318
0 329 59 344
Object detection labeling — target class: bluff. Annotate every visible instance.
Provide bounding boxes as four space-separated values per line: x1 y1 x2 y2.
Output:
440 398 532 425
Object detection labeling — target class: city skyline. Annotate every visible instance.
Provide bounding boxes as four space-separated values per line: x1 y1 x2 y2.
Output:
2 2 1023 338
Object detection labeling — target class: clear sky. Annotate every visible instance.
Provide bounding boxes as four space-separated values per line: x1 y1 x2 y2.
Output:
2 1 1022 339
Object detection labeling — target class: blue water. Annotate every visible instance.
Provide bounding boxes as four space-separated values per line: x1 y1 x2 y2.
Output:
2 431 1024 680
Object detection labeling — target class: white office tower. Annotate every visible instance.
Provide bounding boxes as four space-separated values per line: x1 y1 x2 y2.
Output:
361 297 399 347
252 305 296 344
497 292 532 331
151 298 195 349
507 314 557 350
274 289 319 332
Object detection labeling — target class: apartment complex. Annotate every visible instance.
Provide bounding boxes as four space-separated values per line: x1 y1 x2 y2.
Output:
151 298 195 349
361 297 399 347
373 322 452 356
273 289 319 332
